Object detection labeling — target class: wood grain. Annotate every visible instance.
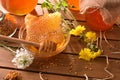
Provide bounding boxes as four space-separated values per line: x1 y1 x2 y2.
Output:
0 47 119 80
0 0 120 80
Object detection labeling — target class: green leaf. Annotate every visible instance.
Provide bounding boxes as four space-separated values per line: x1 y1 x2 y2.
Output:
41 0 68 11
54 2 61 11
61 0 68 7
41 0 53 10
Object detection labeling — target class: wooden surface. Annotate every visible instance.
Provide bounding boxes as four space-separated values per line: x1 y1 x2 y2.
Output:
0 0 120 80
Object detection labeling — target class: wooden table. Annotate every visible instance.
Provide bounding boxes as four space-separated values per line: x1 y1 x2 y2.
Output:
0 0 120 80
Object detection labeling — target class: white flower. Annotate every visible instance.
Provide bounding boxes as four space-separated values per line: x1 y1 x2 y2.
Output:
12 48 34 69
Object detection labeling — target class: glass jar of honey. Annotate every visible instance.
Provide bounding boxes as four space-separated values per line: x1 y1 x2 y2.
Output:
0 0 38 15
86 8 114 31
67 0 86 21
67 0 80 11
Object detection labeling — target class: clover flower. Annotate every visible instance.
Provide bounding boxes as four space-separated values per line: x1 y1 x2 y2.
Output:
70 25 86 36
12 48 34 69
84 31 97 42
79 48 101 61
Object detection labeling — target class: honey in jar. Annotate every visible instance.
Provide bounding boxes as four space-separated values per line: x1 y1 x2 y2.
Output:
86 8 114 31
67 0 80 11
0 0 38 15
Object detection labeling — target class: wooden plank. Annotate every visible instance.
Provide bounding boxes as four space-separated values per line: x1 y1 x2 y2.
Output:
0 68 85 80
21 56 120 80
64 36 120 59
104 25 120 40
0 47 119 79
107 60 120 80
101 40 120 58
0 68 40 80
63 36 82 54
39 73 85 80
31 55 108 78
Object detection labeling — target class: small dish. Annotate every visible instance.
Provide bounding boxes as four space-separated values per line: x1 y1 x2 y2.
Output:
19 21 70 58
0 11 18 37
0 10 5 21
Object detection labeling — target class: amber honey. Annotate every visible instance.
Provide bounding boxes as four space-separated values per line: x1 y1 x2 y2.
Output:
86 8 114 31
1 0 38 15
19 12 70 58
19 25 70 58
25 38 67 58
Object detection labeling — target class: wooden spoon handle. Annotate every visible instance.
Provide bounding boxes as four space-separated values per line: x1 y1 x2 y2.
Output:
0 35 40 47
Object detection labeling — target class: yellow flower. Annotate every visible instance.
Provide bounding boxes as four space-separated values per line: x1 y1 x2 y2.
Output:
79 48 92 61
79 48 101 61
84 31 97 42
91 49 101 59
70 25 86 36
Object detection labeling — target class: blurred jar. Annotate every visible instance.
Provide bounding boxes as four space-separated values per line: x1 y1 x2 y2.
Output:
85 8 115 31
67 0 86 21
67 0 80 11
0 0 38 15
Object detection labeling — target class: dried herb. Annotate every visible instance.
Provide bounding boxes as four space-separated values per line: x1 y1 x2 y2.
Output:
4 71 22 80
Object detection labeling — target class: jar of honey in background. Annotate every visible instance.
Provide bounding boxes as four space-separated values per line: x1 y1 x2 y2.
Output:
67 0 86 21
0 0 38 15
67 0 80 11
85 8 114 31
